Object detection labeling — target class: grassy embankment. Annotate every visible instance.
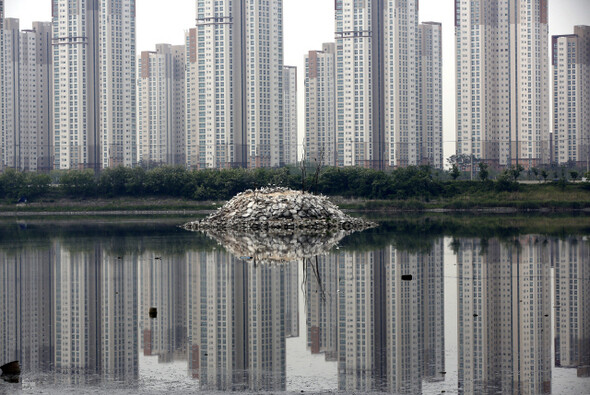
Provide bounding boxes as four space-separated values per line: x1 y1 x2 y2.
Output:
336 182 590 211
0 183 589 216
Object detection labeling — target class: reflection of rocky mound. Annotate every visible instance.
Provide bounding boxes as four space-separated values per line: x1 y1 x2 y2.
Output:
183 187 376 232
203 228 351 264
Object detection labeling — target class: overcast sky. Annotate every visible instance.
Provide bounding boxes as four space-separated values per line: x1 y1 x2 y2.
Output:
5 0 590 161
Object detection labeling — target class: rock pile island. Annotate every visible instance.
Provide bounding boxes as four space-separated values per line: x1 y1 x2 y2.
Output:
183 187 376 233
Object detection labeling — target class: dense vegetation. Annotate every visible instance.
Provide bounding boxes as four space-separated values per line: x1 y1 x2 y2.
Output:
0 165 589 208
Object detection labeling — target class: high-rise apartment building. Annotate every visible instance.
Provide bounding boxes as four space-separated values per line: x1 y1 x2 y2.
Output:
138 44 186 166
0 20 52 172
99 0 136 168
333 0 441 169
418 22 443 169
52 0 99 170
455 0 550 169
52 0 136 170
186 0 283 169
283 66 298 165
0 0 4 168
1 18 20 170
386 0 420 169
552 26 590 168
305 43 337 166
335 0 380 168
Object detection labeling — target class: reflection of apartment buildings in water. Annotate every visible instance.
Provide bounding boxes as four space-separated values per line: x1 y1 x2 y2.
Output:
139 253 187 363
385 240 445 393
101 255 138 379
457 237 551 394
53 241 102 379
0 245 54 372
1 240 139 380
330 241 444 392
554 238 590 369
53 241 139 382
306 256 339 360
284 262 299 339
185 250 289 391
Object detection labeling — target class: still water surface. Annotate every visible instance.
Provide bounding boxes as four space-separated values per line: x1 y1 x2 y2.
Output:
0 217 589 394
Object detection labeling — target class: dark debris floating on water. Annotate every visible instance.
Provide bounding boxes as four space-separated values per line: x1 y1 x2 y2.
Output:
182 187 377 233
1 361 21 383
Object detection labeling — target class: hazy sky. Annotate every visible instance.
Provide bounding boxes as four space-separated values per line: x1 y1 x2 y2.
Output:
5 0 590 161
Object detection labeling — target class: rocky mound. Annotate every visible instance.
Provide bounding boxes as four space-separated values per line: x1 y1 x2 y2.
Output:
182 187 376 232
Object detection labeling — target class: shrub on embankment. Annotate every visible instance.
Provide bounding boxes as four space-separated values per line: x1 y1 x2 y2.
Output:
0 165 588 209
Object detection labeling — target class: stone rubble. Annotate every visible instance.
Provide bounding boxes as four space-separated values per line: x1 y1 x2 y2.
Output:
182 187 377 232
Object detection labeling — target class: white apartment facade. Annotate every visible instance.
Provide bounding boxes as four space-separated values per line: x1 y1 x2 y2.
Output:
418 22 443 169
552 26 590 168
305 43 337 166
0 20 52 172
335 0 375 167
0 0 4 168
283 66 298 165
52 0 136 170
455 0 550 169
52 0 100 170
385 0 420 168
99 0 136 168
138 44 185 166
334 0 441 169
1 18 20 171
186 0 283 169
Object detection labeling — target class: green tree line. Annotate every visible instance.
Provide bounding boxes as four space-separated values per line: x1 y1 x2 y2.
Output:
0 165 589 202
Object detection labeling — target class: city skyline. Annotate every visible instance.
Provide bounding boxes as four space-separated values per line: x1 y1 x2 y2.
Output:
5 0 589 164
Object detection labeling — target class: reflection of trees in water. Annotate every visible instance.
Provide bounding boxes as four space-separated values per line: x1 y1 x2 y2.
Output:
2 215 589 257
303 256 326 303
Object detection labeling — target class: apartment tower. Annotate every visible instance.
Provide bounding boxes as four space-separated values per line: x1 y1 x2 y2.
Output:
305 43 337 166
0 0 4 169
0 19 53 172
186 0 283 169
1 18 20 170
552 26 590 168
99 0 136 168
334 0 441 169
455 0 550 169
52 0 136 170
418 22 443 169
138 44 186 166
283 66 298 165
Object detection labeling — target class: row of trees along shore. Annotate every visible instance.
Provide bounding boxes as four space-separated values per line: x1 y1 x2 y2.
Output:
0 164 589 202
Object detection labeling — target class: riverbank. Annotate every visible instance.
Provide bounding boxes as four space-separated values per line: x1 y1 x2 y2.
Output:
0 197 219 216
1 184 590 217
